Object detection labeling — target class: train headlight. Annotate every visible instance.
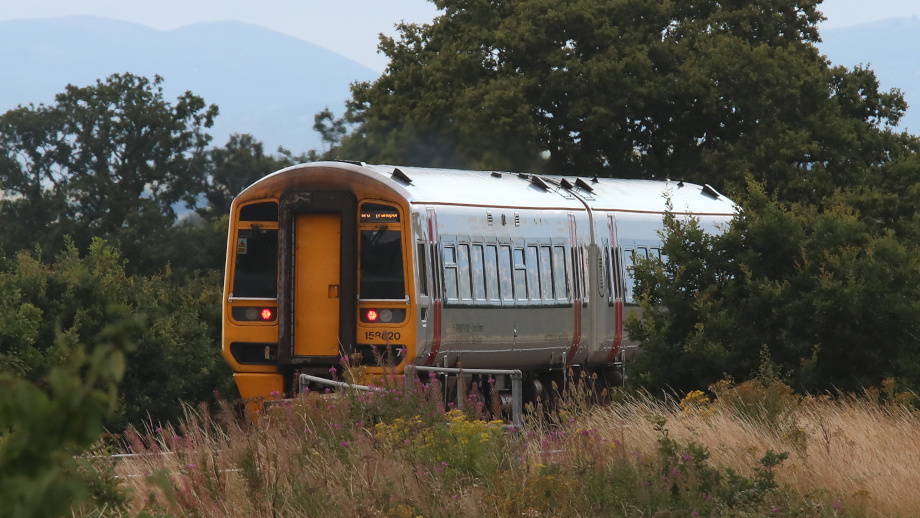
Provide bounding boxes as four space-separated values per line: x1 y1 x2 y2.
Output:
379 309 393 322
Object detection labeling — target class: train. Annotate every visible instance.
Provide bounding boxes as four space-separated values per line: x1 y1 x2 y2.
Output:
221 161 736 405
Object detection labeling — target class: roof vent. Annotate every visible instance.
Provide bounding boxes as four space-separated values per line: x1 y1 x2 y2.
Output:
491 172 503 178
560 178 574 190
530 176 549 190
701 184 721 199
517 173 529 179
575 178 594 192
487 211 494 225
391 167 413 185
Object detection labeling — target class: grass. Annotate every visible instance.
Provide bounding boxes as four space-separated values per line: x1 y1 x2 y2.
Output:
85 373 920 517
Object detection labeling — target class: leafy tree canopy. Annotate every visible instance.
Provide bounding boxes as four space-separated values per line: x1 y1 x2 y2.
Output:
0 73 218 272
337 0 909 204
627 181 920 394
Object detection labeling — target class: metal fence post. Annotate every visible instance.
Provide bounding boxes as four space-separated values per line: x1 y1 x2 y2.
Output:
511 370 523 431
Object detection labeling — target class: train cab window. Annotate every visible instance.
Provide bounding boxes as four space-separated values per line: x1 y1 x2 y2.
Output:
471 244 486 301
553 246 568 301
443 245 458 301
360 225 406 300
233 226 278 298
499 246 514 302
604 246 613 304
512 248 527 301
417 242 429 297
539 246 554 300
458 244 472 301
484 245 500 303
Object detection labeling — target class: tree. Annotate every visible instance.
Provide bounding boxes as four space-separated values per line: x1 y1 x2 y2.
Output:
0 309 141 518
627 182 920 394
338 0 907 203
0 240 234 430
0 73 218 272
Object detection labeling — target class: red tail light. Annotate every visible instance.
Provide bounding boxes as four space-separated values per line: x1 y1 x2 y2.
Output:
366 309 379 322
260 308 274 321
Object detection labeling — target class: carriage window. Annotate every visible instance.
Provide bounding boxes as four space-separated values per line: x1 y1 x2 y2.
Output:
458 244 472 301
539 246 554 300
360 227 405 299
623 248 636 303
471 244 486 301
484 245 500 302
499 246 514 302
553 246 568 301
513 248 527 301
233 227 278 298
443 245 458 301
526 246 540 301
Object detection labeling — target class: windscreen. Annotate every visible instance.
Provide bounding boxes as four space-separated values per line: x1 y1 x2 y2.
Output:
360 227 405 299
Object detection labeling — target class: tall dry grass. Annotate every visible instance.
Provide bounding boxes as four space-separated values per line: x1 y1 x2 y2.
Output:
102 375 920 517
580 389 920 516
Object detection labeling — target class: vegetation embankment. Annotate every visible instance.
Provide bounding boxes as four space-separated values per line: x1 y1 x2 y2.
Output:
108 371 919 517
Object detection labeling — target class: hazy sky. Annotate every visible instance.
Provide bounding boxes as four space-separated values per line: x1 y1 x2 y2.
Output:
1 0 918 71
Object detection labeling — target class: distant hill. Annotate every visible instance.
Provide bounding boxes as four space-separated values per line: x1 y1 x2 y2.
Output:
0 16 378 154
818 17 920 134
1 16 918 156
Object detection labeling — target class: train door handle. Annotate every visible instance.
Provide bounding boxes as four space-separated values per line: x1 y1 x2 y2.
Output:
328 285 339 298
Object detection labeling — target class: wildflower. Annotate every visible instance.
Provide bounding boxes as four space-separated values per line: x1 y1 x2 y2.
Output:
155 427 163 433
270 390 281 397
328 366 336 373
340 440 350 448
187 464 198 469
328 404 335 410
683 455 692 461
302 387 310 393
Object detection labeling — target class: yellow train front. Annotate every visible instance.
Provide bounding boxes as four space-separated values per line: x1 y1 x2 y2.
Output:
221 161 737 407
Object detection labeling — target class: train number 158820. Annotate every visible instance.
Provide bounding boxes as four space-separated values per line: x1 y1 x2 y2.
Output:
363 330 401 341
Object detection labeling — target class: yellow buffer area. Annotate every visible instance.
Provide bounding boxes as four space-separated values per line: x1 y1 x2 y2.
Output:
294 213 341 357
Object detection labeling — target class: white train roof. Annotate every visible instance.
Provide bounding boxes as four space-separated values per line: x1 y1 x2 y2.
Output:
359 164 737 216
254 162 737 216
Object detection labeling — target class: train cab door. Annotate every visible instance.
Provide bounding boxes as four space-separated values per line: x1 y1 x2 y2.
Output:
278 190 357 369
293 213 341 357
